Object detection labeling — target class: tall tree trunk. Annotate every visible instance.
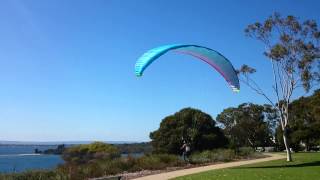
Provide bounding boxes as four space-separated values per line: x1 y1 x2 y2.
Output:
282 128 292 161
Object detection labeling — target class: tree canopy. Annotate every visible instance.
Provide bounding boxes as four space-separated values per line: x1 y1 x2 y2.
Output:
276 89 320 151
216 103 276 149
150 108 227 154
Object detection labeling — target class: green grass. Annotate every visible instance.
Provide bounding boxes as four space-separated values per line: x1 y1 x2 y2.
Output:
174 153 320 180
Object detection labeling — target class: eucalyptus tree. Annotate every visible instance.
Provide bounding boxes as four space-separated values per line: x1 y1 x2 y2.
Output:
239 13 320 161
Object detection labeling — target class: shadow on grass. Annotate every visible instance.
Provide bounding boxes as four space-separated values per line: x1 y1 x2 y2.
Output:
235 161 320 169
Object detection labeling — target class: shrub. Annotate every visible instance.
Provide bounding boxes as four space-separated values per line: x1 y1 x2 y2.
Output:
0 170 68 180
53 154 183 179
97 158 131 175
190 149 236 164
134 154 184 170
238 147 255 157
62 142 120 164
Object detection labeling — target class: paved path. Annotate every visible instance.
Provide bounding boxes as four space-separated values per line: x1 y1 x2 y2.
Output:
133 153 285 180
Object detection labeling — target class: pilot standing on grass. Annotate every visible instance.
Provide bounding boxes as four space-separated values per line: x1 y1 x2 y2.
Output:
181 140 190 162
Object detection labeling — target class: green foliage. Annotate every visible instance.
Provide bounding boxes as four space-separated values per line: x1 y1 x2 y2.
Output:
150 107 228 154
244 13 320 91
0 170 68 180
190 149 236 164
276 89 320 151
135 154 184 170
190 148 258 164
38 144 66 155
237 147 255 157
55 153 184 179
62 142 121 164
114 142 152 154
217 103 276 149
97 158 129 175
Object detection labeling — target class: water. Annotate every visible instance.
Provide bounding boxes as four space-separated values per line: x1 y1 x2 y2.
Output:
0 145 144 173
0 145 64 173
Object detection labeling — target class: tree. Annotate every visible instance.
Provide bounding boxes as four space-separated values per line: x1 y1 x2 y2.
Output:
239 13 320 161
216 103 276 151
150 108 228 154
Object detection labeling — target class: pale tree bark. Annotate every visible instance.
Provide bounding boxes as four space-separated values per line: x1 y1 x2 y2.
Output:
280 104 292 161
282 127 292 161
273 60 294 162
239 61 295 161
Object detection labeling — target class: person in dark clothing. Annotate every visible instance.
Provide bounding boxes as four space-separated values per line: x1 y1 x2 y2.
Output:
180 140 190 162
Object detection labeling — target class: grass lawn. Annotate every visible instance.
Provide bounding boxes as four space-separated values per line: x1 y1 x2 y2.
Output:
173 153 320 180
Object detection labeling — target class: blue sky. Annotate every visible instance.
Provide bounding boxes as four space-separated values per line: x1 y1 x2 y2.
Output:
0 0 319 142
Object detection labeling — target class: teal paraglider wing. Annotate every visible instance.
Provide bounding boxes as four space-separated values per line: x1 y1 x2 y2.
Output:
135 44 240 92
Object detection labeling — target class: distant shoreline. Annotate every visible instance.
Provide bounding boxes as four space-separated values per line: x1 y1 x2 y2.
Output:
0 141 144 146
0 154 42 157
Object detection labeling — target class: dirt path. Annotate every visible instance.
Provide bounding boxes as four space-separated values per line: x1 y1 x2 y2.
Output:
132 153 285 180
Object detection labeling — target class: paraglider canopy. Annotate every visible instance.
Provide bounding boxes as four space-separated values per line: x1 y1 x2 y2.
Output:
135 44 240 92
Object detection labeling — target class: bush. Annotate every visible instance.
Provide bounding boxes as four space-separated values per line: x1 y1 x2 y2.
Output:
238 147 255 156
190 149 236 164
56 162 108 179
62 142 120 164
54 153 184 179
97 158 131 175
0 170 68 180
134 154 184 170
